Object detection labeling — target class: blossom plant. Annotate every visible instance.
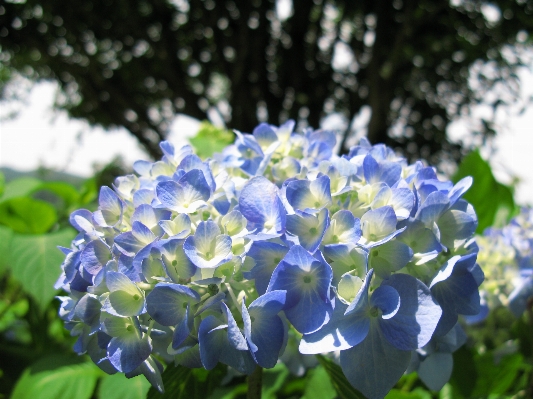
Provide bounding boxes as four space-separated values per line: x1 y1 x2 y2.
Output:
56 121 482 399
472 207 533 321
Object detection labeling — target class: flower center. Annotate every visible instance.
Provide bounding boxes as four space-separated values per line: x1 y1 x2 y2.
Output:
309 227 317 235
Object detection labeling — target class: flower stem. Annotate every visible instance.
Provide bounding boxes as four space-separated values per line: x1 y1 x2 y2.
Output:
246 366 263 399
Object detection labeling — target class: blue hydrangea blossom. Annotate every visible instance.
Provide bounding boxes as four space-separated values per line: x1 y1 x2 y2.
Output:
56 121 482 398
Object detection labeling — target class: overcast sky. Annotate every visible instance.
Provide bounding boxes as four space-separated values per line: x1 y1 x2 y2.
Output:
1 74 532 205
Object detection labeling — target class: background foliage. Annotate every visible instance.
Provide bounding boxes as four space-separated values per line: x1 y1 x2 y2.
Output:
1 0 532 164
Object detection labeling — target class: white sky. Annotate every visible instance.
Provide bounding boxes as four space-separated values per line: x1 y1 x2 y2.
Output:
0 75 532 205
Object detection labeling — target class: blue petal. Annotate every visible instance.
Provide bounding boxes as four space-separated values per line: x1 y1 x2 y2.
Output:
418 352 453 391
370 285 400 318
183 221 233 268
285 176 332 212
145 283 201 326
437 208 477 248
368 240 413 279
339 320 412 399
380 273 442 350
286 208 330 253
268 246 333 334
397 220 442 262
448 176 472 206
415 191 450 226
361 206 397 242
81 240 111 275
430 254 480 336
178 154 216 193
253 123 278 148
131 221 156 245
69 209 95 232
74 294 101 330
509 275 533 317
242 291 287 368
300 297 369 354
322 210 361 246
244 241 290 295
107 333 152 373
160 238 197 281
93 186 123 227
363 155 402 187
198 314 256 374
239 176 286 233
114 232 144 257
172 305 193 350
156 170 210 213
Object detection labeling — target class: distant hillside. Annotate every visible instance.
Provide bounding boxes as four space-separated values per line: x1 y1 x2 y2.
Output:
1 167 86 187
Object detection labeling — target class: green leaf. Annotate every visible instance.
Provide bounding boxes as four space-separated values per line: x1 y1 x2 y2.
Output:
146 364 226 399
9 229 75 311
0 177 42 203
453 150 515 233
262 363 290 399
449 346 477 399
301 365 337 399
385 388 432 399
98 372 150 399
0 197 58 234
11 355 102 399
471 352 524 397
189 121 234 159
0 171 5 197
317 355 366 399
38 181 81 208
0 225 13 275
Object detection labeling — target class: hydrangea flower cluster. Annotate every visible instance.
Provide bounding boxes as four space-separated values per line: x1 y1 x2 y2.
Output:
56 121 482 399
472 207 533 321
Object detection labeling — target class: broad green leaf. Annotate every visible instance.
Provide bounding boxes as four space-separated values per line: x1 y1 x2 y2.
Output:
79 177 99 205
39 181 81 208
317 355 366 399
9 229 75 311
0 177 42 203
0 225 13 274
146 364 226 399
98 372 150 399
11 355 102 399
472 352 524 397
189 122 234 159
0 197 58 234
301 365 336 399
453 150 515 233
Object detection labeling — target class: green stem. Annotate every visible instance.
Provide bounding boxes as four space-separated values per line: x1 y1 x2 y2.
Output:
247 366 263 399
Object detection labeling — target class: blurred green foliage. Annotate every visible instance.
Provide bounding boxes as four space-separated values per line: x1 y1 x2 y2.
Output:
189 122 234 159
453 149 516 233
